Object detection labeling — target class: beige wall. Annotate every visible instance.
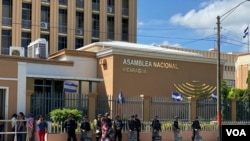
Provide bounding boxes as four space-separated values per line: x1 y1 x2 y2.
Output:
98 54 217 97
0 60 18 119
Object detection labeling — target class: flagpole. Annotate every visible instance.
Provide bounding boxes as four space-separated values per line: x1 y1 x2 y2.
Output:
248 24 249 52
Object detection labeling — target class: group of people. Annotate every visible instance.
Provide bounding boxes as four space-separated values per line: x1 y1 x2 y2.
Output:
10 112 48 141
44 113 202 141
172 116 201 141
64 112 142 141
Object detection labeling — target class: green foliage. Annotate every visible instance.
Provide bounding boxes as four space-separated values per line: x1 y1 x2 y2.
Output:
221 80 230 100
50 108 82 122
228 88 246 100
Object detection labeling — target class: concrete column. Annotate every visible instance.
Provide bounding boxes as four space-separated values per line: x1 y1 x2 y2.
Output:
188 97 197 121
67 0 76 49
231 99 237 121
87 93 97 121
143 96 151 121
12 0 22 46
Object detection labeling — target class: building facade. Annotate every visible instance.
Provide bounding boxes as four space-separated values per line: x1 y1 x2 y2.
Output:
78 41 220 97
0 0 137 55
235 53 250 89
161 46 238 88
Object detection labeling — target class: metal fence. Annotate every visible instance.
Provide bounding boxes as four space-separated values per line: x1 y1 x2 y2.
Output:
196 98 217 121
30 92 88 120
151 97 190 121
30 93 250 122
96 95 142 120
236 100 250 121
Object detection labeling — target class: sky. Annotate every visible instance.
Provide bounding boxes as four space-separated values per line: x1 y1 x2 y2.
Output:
137 0 250 53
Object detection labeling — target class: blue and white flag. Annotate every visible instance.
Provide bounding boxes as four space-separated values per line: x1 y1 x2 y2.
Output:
243 26 249 38
172 92 183 101
63 81 77 93
117 90 125 104
211 93 217 100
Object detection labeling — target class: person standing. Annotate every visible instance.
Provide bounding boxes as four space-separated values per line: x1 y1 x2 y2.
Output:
104 112 112 128
191 116 201 141
11 113 17 140
172 116 180 141
151 116 161 141
80 116 91 141
127 115 137 141
37 115 48 141
113 115 123 141
95 114 103 141
101 118 113 141
17 112 25 141
135 114 141 141
26 113 34 141
64 114 77 141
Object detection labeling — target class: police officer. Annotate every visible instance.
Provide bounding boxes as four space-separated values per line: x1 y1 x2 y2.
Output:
172 116 180 141
135 114 141 141
151 116 161 141
80 116 91 141
64 114 77 141
104 112 112 128
113 115 123 141
128 115 137 141
191 116 201 141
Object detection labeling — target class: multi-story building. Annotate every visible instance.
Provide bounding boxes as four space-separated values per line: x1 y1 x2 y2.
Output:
0 0 137 55
161 46 239 88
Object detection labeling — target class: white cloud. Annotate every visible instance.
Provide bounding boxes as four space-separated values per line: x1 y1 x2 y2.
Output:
137 20 144 26
169 0 250 52
170 0 250 36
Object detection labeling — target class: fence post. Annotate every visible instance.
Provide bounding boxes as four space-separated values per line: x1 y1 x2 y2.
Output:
231 99 237 121
87 93 97 121
143 96 151 121
188 97 197 121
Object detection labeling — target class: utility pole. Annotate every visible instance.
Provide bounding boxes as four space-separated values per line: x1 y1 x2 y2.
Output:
216 15 222 141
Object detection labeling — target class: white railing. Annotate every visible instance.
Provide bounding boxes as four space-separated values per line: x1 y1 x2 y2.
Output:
47 120 250 134
0 119 29 141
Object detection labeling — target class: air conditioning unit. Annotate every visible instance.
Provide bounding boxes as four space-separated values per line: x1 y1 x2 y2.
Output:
42 0 49 2
28 38 48 59
9 46 25 57
40 22 48 29
76 28 83 35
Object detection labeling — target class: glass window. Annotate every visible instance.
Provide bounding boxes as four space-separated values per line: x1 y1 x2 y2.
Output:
1 30 11 55
2 0 12 17
76 0 84 8
76 12 83 28
122 18 129 41
75 38 83 49
58 36 67 50
21 32 31 56
41 6 50 22
59 9 67 25
22 3 31 20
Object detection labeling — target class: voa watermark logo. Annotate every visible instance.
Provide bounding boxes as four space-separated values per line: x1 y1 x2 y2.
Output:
222 125 250 139
226 129 246 136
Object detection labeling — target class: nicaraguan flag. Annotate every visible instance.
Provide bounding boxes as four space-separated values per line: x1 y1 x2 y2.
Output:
117 90 125 104
211 93 217 100
63 81 77 93
243 26 249 38
172 92 183 101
